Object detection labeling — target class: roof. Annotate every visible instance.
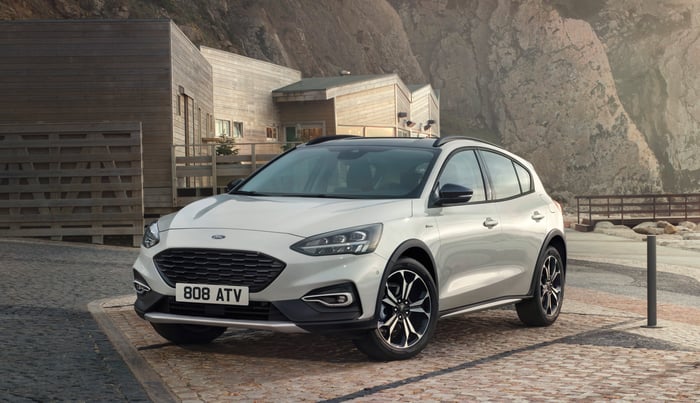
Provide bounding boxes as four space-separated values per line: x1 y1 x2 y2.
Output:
407 84 428 92
274 74 392 93
272 74 402 102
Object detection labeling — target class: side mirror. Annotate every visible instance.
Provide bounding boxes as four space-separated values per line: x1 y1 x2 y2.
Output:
434 183 473 206
225 178 243 193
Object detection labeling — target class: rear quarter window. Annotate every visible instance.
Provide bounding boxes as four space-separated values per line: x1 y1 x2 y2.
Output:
514 162 533 193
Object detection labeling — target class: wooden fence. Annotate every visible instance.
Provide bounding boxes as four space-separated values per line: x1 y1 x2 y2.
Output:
0 122 144 246
575 193 700 231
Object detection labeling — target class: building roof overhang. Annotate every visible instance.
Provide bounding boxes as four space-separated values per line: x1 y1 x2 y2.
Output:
273 74 404 102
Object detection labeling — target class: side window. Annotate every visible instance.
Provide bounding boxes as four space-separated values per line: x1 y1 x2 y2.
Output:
480 151 521 199
514 162 533 193
438 150 486 202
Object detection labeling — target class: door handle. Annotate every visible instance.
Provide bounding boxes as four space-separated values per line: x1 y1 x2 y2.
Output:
531 211 545 222
483 217 499 229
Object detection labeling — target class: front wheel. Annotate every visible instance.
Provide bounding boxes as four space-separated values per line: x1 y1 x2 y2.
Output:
516 246 564 326
150 322 226 344
353 257 438 361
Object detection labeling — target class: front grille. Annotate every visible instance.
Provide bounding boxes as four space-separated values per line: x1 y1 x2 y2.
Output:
153 248 286 292
158 297 287 321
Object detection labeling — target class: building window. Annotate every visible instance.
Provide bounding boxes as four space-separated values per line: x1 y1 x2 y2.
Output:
397 129 410 138
177 95 182 116
233 122 243 138
215 119 231 137
266 127 278 141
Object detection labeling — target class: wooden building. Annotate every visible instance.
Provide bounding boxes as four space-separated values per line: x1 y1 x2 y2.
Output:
273 75 440 141
200 46 301 155
1 19 440 244
0 19 214 217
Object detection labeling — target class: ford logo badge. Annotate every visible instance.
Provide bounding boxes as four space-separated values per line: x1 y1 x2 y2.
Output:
211 235 226 240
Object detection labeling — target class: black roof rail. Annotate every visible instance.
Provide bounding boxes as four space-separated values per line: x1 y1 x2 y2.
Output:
304 135 361 146
433 136 501 148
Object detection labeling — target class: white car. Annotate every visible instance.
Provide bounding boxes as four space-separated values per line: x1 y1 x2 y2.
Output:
132 136 566 360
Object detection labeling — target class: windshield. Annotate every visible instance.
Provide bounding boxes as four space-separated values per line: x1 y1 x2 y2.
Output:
236 145 439 198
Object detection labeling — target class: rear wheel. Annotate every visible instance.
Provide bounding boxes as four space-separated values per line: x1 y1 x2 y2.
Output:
151 322 226 344
516 246 564 326
353 257 438 361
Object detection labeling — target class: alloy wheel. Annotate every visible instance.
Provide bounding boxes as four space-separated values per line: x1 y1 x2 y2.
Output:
377 269 432 349
539 254 562 317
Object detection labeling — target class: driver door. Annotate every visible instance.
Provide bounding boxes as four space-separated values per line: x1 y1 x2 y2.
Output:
429 149 504 310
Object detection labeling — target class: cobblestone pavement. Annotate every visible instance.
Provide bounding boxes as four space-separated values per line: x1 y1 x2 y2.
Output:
0 239 150 402
99 286 700 402
4 235 700 402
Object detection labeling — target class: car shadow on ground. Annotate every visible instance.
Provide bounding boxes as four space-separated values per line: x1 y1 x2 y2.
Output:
166 309 569 364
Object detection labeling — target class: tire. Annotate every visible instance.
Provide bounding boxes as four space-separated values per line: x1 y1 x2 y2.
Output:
353 257 438 361
516 246 564 326
151 322 226 344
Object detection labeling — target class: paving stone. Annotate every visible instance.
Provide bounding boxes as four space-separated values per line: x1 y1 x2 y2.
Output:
5 236 700 402
0 239 150 402
99 287 700 402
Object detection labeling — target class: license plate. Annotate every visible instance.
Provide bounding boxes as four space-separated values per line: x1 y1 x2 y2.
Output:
175 283 249 306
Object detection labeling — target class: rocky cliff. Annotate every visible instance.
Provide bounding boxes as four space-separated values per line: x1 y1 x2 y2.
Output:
556 0 700 193
2 0 698 200
390 0 663 198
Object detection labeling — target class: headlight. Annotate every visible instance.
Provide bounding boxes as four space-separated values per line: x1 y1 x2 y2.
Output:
142 221 160 248
291 224 383 256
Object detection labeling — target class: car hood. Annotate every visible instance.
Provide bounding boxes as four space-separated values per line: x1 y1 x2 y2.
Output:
166 194 413 237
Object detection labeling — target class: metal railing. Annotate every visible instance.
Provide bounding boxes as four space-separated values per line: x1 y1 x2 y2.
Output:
576 193 700 225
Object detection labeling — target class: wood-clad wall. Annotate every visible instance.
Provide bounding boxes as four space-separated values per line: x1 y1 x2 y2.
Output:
167 24 215 211
410 87 440 136
0 20 215 214
335 85 396 126
0 20 172 127
396 86 412 125
200 47 301 144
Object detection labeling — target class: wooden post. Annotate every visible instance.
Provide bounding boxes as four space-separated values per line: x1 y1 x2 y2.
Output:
620 197 624 225
211 144 217 195
171 145 178 207
251 143 257 172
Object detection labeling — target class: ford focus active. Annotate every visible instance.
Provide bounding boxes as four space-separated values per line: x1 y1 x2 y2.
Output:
132 136 566 360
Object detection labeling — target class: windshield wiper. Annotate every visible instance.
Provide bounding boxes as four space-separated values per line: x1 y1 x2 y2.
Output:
293 194 360 199
229 190 268 196
230 191 359 199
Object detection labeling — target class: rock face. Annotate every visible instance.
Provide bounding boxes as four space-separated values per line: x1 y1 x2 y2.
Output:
556 0 700 193
3 0 698 199
390 0 662 197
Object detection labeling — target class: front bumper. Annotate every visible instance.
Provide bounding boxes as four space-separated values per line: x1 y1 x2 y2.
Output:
133 279 374 333
132 228 387 334
145 312 307 333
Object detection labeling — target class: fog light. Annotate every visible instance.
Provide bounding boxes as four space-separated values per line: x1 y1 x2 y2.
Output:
302 292 353 307
133 280 151 295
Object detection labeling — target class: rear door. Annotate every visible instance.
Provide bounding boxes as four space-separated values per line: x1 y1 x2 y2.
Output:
478 150 548 296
